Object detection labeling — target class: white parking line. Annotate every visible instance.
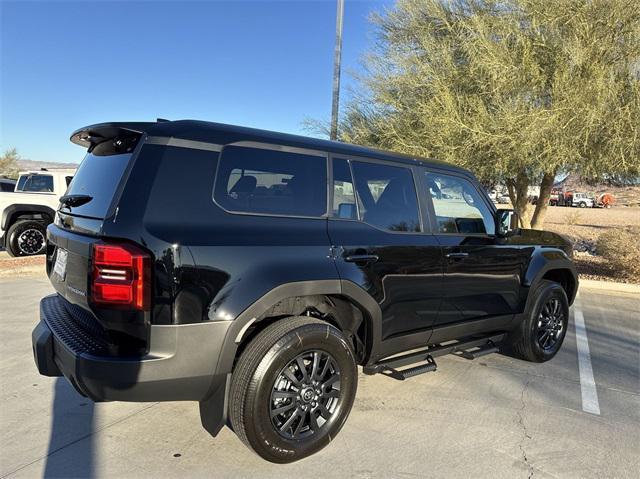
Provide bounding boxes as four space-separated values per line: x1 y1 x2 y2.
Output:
573 293 600 415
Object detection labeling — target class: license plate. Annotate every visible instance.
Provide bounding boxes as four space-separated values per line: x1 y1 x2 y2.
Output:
53 248 68 280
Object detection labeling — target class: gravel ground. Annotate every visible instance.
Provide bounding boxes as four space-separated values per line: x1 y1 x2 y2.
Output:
0 251 45 278
542 206 640 284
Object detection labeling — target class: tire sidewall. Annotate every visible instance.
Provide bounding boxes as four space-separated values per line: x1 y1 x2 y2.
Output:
527 283 569 361
244 323 357 463
8 221 47 256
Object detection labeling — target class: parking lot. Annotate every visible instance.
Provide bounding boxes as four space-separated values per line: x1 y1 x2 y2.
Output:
1 275 638 479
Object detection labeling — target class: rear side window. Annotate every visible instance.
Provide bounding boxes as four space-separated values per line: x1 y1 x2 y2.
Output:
16 174 53 192
214 145 327 217
332 158 357 219
63 137 139 219
351 161 421 232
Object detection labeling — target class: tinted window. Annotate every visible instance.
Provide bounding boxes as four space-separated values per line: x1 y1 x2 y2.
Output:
16 175 27 191
64 139 137 218
332 158 357 219
214 145 327 217
351 161 421 232
17 174 53 192
0 181 15 192
426 173 495 235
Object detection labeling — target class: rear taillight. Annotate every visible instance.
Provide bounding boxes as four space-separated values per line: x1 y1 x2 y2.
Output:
91 243 152 311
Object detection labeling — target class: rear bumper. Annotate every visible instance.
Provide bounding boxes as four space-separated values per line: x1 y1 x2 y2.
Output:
32 294 231 403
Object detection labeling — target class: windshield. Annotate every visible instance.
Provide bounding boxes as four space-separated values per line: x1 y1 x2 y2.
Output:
63 140 135 219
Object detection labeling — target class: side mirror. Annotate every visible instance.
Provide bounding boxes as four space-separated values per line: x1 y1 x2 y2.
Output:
337 203 357 219
496 209 519 237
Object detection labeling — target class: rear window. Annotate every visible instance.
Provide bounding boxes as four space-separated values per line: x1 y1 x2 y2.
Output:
63 138 138 218
214 145 327 217
16 174 54 192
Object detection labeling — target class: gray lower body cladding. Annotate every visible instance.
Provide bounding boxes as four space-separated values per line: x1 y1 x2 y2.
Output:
32 294 230 406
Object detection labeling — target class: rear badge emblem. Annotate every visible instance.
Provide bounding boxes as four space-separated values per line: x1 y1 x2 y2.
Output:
67 285 86 297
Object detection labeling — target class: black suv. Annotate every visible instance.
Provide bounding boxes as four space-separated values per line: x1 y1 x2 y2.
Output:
32 120 577 463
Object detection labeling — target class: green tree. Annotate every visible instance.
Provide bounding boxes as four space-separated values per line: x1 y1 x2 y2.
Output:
0 148 20 179
338 0 640 228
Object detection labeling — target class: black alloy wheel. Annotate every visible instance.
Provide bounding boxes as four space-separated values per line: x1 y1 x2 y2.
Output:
18 228 46 255
7 220 47 257
228 316 357 463
270 350 341 439
536 297 565 351
508 280 569 362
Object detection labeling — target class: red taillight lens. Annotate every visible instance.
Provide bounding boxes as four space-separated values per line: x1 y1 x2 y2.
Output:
91 243 151 311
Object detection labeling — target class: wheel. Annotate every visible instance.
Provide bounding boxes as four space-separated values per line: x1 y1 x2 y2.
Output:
229 317 358 463
6 220 47 257
508 280 569 362
578 202 586 208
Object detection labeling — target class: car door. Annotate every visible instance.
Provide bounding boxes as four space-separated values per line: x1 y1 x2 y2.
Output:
328 157 444 357
422 170 530 338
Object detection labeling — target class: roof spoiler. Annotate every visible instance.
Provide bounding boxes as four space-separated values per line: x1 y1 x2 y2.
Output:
70 122 157 149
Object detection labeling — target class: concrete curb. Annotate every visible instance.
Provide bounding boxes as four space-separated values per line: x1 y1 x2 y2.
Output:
579 279 640 294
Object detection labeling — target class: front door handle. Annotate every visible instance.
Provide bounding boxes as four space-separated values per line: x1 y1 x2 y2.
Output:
344 254 379 264
445 252 469 259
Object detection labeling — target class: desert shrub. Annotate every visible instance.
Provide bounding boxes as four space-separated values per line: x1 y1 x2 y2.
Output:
597 228 640 279
564 210 582 225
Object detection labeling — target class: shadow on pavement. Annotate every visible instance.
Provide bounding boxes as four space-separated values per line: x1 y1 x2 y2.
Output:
44 378 96 478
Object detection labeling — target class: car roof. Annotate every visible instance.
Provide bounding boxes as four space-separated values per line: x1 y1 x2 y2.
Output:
70 120 472 176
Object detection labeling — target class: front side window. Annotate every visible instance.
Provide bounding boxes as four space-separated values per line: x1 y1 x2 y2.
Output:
426 173 495 235
16 174 53 192
351 161 421 232
214 145 327 217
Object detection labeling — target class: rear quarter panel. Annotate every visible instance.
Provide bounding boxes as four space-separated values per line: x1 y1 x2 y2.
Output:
106 143 337 327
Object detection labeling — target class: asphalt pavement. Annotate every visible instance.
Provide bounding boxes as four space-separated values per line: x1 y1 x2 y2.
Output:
0 276 638 479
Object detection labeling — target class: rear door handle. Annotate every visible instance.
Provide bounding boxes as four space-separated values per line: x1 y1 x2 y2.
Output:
445 252 469 259
344 254 379 263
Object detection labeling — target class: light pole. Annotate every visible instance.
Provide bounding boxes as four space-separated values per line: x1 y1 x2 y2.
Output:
330 0 344 141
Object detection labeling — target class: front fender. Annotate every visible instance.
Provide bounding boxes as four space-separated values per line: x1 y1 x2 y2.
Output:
523 248 578 306
1 203 56 231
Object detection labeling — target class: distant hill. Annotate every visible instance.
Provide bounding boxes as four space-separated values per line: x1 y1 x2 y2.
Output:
17 159 79 171
555 174 640 206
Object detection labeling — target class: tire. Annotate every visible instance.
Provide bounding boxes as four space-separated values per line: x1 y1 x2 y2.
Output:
508 280 569 363
6 220 47 257
578 202 586 208
229 316 358 463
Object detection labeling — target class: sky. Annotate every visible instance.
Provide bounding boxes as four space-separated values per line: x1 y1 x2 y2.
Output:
0 0 391 164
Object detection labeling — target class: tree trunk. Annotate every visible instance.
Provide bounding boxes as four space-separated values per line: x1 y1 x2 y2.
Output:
530 171 556 230
506 171 532 229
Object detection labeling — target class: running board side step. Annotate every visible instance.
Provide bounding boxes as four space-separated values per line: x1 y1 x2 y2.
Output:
364 334 505 381
458 342 499 360
377 356 437 381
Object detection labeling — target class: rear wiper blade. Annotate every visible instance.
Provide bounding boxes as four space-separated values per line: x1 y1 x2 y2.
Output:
60 194 93 207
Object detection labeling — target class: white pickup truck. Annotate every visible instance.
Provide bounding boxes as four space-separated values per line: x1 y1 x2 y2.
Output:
0 169 75 256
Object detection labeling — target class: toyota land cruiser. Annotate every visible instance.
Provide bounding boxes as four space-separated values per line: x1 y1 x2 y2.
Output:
32 120 577 463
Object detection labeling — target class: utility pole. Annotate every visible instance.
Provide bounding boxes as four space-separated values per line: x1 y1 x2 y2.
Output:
330 0 344 141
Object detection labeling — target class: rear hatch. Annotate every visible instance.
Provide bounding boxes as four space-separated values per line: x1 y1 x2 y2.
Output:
47 125 151 354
